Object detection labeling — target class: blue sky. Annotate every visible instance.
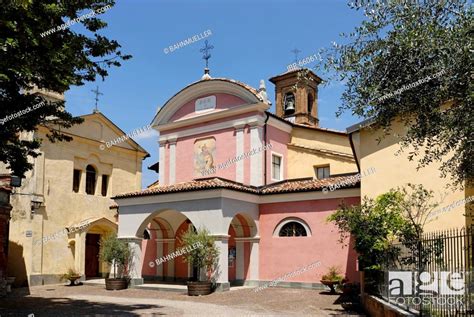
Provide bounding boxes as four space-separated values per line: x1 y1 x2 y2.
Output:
64 0 366 188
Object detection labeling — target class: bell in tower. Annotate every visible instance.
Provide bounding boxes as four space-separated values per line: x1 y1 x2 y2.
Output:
283 93 296 115
269 68 321 127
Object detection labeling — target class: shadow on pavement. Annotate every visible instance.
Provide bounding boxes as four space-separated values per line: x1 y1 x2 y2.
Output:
0 295 165 316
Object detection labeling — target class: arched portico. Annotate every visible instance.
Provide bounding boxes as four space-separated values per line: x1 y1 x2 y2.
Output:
140 210 197 283
115 191 261 291
227 213 259 285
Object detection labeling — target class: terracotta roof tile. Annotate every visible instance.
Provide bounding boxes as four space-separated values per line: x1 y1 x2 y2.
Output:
114 174 360 199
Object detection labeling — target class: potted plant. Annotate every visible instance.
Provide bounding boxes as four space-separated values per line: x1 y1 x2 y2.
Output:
60 268 82 286
181 227 219 296
99 233 130 290
320 266 346 294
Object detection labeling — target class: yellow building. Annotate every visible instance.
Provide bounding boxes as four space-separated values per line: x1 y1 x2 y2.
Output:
347 119 473 230
1 92 148 286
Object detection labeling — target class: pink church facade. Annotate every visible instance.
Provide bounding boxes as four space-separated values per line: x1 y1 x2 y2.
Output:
114 71 360 291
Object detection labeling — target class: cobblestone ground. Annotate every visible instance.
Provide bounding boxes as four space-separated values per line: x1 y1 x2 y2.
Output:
0 284 366 316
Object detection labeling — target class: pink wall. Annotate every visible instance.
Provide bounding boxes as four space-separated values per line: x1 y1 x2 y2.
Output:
160 112 278 185
141 226 157 277
259 197 360 283
173 127 236 183
170 93 248 122
265 125 290 184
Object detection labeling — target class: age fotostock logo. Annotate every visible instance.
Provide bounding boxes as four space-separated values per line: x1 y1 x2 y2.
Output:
388 271 465 307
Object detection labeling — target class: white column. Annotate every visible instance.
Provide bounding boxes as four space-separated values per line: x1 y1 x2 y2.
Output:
159 140 166 185
249 124 264 186
155 238 174 278
121 238 143 286
235 240 245 281
234 125 245 183
212 235 230 291
249 238 260 281
168 138 177 184
166 240 175 280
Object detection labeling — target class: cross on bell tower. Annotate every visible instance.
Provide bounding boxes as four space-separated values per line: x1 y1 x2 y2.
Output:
291 48 301 65
91 86 103 113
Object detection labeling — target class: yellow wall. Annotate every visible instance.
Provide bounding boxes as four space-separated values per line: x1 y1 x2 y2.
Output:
354 120 470 231
3 113 147 286
287 126 358 179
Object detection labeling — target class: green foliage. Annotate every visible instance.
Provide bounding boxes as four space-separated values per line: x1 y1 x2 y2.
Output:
328 190 408 269
315 0 473 187
99 233 130 279
328 184 441 270
180 227 219 282
321 266 345 282
0 0 131 177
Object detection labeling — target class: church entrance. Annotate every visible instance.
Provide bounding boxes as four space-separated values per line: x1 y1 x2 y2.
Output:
85 233 101 278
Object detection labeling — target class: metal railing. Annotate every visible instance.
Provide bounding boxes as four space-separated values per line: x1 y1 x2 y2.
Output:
367 227 473 316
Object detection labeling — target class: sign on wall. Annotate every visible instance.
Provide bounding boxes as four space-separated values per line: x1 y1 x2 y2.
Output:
195 95 216 112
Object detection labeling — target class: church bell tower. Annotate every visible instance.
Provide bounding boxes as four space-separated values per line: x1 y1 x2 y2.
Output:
269 69 321 127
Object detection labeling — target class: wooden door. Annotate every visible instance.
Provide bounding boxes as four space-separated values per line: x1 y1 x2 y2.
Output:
85 233 100 278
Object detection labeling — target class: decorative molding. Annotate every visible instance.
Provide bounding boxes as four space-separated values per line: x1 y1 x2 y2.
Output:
236 128 244 183
267 116 292 133
115 187 359 206
153 80 267 127
155 238 175 243
250 125 263 186
233 122 246 130
209 234 231 240
159 143 166 185
287 143 355 161
272 217 312 237
234 237 260 242
160 114 266 141
169 142 176 184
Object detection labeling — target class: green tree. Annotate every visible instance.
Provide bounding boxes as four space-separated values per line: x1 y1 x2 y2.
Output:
180 227 220 282
99 233 130 279
0 0 131 177
316 0 473 187
328 184 441 270
328 191 409 270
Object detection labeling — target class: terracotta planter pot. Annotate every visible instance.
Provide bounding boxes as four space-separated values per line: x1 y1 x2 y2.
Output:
105 278 128 290
187 281 212 296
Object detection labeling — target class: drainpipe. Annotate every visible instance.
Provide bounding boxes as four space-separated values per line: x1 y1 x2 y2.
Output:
263 112 270 186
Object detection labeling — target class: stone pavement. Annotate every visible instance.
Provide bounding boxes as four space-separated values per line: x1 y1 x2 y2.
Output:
0 284 366 316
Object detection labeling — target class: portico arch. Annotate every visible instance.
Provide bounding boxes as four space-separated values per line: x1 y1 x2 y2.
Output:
227 213 259 285
139 209 198 283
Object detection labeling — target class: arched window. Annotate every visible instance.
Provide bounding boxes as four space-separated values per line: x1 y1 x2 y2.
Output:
279 222 307 237
273 218 311 237
307 93 314 114
85 165 96 195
